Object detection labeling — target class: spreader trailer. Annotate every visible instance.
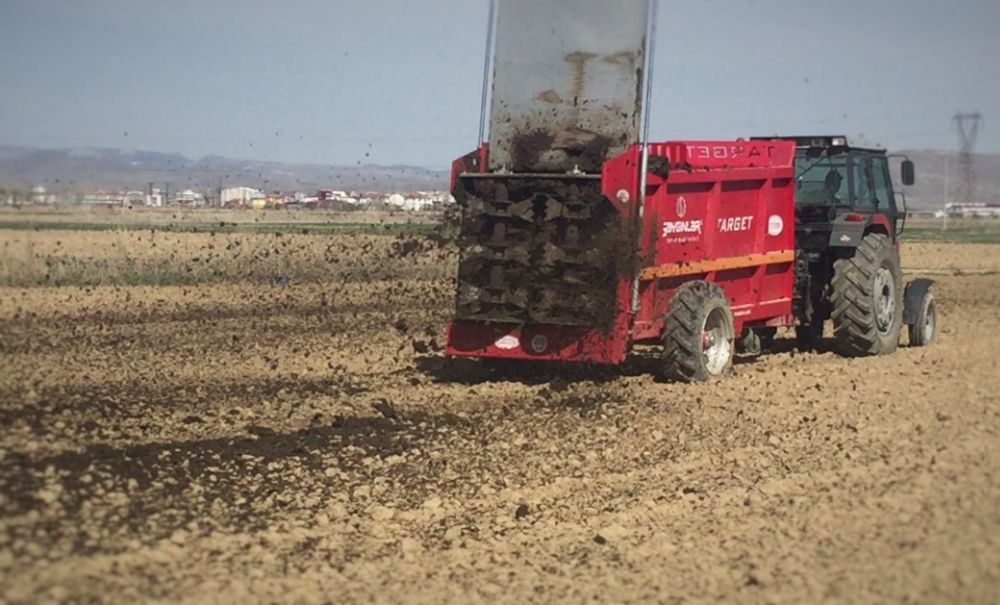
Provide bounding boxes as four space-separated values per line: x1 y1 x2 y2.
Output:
444 0 937 382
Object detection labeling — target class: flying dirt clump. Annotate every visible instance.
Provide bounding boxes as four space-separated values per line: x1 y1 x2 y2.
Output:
390 235 437 259
388 207 462 263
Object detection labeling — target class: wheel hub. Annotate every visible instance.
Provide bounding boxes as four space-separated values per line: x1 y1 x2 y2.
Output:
701 308 732 375
924 302 936 341
874 266 896 333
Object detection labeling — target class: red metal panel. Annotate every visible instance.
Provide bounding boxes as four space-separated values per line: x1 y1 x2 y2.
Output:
632 139 797 342
868 213 893 237
648 169 795 263
450 144 489 192
649 139 796 171
601 146 642 217
445 281 633 364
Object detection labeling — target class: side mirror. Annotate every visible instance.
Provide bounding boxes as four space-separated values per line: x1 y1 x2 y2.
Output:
901 160 915 187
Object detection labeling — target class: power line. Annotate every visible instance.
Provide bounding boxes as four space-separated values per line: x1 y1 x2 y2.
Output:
952 111 984 205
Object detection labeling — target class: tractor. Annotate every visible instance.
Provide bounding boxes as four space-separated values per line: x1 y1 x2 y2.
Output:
742 135 937 357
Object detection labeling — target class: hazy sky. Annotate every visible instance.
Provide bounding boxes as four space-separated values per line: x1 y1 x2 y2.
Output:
1 0 997 168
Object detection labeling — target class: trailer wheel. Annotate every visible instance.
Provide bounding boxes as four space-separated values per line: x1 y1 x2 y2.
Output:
830 232 903 357
908 289 937 347
662 281 735 383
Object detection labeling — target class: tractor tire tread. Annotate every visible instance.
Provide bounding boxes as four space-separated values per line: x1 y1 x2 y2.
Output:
830 233 903 357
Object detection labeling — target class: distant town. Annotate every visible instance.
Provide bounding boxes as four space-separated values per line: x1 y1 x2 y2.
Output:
4 183 1000 219
2 145 999 217
0 184 455 212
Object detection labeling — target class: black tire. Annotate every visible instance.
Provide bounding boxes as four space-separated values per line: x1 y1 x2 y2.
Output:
737 327 777 356
662 281 735 383
908 290 937 347
736 329 761 356
830 232 903 357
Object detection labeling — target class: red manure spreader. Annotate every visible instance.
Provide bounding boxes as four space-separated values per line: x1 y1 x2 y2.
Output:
444 0 937 382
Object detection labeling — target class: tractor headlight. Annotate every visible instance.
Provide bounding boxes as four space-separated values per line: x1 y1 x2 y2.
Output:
831 137 847 147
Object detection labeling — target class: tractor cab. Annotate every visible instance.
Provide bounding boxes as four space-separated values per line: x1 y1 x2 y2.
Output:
751 135 916 256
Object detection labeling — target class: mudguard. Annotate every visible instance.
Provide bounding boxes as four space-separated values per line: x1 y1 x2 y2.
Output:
903 278 935 326
828 222 867 247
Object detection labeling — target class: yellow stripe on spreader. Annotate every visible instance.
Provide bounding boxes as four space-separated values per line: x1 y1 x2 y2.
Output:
639 250 795 281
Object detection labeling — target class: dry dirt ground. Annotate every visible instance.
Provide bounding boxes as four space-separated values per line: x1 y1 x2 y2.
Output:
0 230 453 288
1 242 999 604
0 207 438 227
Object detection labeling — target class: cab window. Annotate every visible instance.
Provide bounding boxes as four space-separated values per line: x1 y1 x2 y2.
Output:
795 155 849 207
852 155 896 213
870 156 896 213
851 156 875 209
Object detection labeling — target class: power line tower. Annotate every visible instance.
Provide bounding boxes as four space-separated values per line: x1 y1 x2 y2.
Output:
952 111 984 206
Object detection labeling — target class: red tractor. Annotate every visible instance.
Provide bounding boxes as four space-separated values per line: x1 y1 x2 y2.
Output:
442 0 937 382
746 135 936 357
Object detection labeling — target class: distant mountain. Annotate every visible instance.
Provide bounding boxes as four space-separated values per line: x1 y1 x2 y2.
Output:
0 146 451 194
0 145 36 162
1 144 997 208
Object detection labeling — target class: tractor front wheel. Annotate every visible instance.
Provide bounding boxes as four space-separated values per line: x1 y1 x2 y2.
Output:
662 281 736 383
830 232 903 357
908 289 937 347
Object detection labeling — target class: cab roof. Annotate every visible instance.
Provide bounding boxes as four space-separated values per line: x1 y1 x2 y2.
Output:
749 135 887 154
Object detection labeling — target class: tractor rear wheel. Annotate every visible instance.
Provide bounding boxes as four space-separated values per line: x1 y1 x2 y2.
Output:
830 232 903 357
662 281 736 383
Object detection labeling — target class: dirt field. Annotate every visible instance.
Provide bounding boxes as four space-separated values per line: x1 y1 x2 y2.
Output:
0 230 453 288
1 236 999 604
0 207 438 227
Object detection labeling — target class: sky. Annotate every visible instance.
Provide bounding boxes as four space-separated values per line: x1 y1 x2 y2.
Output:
0 0 997 169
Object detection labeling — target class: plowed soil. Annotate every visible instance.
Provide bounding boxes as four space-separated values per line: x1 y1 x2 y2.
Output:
2 241 999 605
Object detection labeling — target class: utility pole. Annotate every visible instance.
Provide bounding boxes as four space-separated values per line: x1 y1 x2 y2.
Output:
951 111 984 207
943 153 949 230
